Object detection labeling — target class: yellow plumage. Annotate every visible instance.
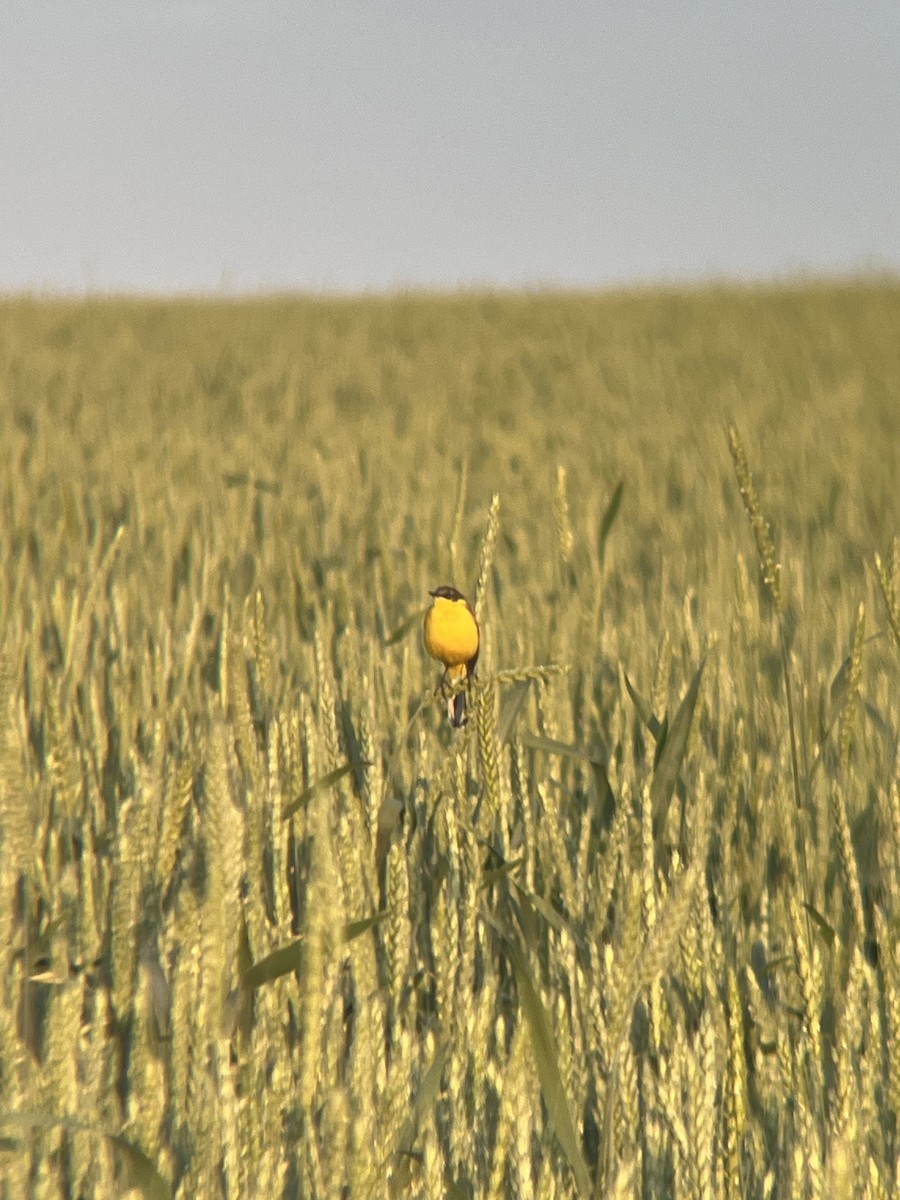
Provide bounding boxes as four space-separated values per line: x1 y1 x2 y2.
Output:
423 586 480 726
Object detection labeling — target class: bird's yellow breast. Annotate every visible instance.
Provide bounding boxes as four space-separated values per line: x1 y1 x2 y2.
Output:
424 596 479 667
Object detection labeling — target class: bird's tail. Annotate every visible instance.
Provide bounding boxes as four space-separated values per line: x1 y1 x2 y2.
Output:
445 663 470 728
448 689 467 728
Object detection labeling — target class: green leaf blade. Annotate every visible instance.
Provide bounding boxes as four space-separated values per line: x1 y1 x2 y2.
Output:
282 760 370 821
651 656 707 838
598 480 625 565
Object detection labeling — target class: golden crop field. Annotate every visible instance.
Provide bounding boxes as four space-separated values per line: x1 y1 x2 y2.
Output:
1 283 899 1199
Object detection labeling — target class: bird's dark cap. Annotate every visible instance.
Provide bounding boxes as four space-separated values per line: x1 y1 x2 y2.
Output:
429 585 466 602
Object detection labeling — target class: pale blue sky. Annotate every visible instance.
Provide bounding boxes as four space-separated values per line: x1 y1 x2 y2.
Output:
2 1 899 293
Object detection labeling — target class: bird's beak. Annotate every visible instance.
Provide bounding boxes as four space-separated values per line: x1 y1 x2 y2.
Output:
428 589 436 598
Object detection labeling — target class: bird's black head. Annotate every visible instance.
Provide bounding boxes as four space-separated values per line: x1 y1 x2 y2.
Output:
429 585 466 602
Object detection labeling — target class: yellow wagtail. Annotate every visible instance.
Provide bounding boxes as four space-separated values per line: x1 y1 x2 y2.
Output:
423 585 480 727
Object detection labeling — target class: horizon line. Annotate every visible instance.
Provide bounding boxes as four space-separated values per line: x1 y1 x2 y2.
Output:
2 267 899 305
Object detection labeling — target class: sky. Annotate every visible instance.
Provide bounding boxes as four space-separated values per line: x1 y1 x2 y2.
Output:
2 1 899 294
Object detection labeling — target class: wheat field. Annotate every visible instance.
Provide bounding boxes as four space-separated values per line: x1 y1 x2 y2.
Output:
1 284 899 1199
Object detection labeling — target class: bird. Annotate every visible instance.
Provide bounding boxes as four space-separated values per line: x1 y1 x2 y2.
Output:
423 585 480 727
